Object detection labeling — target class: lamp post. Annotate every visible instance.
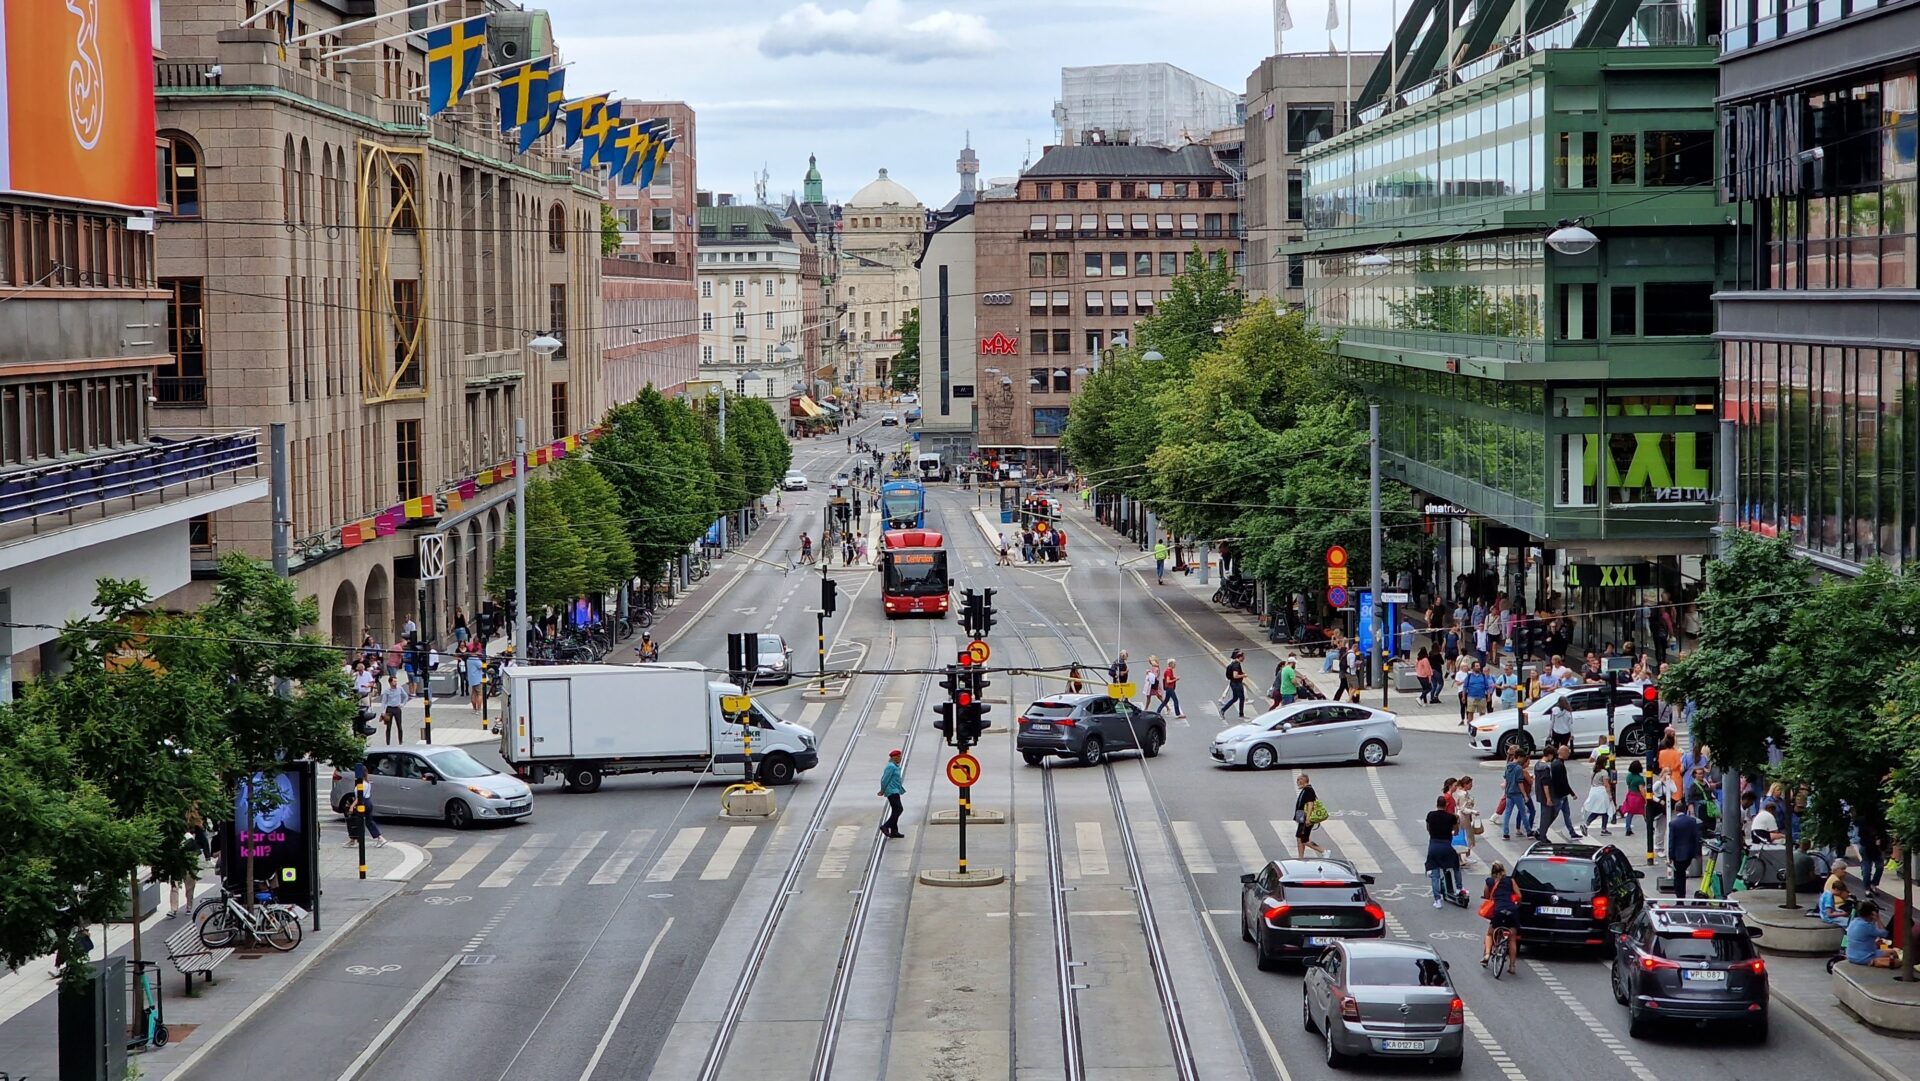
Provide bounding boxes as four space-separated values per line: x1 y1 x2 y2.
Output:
515 334 562 664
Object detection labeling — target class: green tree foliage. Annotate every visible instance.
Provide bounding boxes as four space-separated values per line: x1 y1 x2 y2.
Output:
548 458 635 591
1876 662 1920 876
600 203 622 257
724 394 791 497
487 478 591 609
891 307 921 391
593 387 718 581
1133 246 1244 364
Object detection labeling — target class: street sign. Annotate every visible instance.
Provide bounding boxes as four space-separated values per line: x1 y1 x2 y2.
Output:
1106 682 1136 699
1327 586 1349 607
720 694 753 714
1603 655 1634 673
1325 545 1349 568
946 753 981 787
967 639 991 664
1381 591 1411 604
1326 566 1349 587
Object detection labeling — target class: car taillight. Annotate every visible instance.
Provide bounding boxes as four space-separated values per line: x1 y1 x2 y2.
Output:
1638 951 1680 970
1055 716 1076 726
1339 994 1360 1021
1017 716 1029 727
1262 901 1292 921
1591 894 1609 921
1735 958 1765 975
1446 997 1464 1025
1363 903 1385 922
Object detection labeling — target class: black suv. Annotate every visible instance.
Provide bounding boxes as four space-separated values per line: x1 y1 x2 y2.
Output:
1239 857 1383 969
1511 842 1646 948
1610 900 1769 1040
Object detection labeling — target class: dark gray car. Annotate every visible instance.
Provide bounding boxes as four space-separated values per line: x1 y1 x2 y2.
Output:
1302 940 1465 1071
1016 693 1165 766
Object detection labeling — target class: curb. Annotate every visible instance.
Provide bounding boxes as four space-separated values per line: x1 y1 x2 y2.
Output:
1769 981 1909 1081
917 867 1006 887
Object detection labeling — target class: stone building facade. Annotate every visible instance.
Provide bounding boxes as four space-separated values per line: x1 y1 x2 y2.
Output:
840 169 924 396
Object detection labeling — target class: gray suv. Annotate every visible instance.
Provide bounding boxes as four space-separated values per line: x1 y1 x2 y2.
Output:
1017 693 1166 766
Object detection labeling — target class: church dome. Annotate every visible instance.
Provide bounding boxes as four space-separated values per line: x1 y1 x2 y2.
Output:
847 168 919 208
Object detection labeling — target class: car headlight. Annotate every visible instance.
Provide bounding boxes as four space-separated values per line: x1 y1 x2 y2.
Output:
466 785 499 800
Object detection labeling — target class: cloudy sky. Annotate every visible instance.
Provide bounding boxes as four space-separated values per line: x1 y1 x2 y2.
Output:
542 0 1404 206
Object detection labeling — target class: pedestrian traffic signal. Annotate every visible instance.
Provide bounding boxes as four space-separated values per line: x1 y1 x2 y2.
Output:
821 577 839 617
934 663 962 742
726 632 760 683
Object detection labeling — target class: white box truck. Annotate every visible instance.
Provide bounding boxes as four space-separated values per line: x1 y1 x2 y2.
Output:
501 663 818 792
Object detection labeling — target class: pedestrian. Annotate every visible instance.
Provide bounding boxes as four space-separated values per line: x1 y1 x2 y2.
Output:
996 533 1011 566
1219 649 1248 718
1621 760 1647 837
454 608 470 647
1107 650 1131 693
1426 795 1463 908
1644 766 1675 864
878 749 906 839
1154 538 1169 584
1456 775 1481 865
1845 902 1901 968
1414 649 1435 704
1293 773 1328 858
1067 664 1086 693
164 805 205 917
1144 655 1164 711
1161 658 1183 719
1274 656 1299 707
1021 530 1035 564
1583 757 1616 835
1462 660 1491 727
380 674 407 744
1668 803 1703 897
341 759 387 848
466 650 485 712
1500 748 1533 840
1532 748 1557 841
1547 696 1574 750
1552 744 1582 840
1495 659 1519 711
1657 729 1684 796
385 638 404 680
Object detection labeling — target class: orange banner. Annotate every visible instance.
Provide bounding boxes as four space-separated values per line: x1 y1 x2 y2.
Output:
2 0 158 209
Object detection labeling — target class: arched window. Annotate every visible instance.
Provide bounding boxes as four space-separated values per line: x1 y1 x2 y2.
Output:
391 163 418 232
157 131 203 217
548 202 566 252
282 137 296 223
298 138 312 224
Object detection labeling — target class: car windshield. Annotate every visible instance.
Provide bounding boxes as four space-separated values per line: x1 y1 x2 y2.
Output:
757 634 784 654
883 494 920 520
1514 860 1599 894
883 550 947 595
1349 955 1451 987
427 748 496 780
1026 702 1075 718
1654 932 1755 962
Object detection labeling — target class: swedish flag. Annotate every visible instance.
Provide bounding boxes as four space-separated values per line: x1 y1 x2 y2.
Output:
562 94 610 150
615 120 659 186
495 59 551 133
519 68 567 153
582 101 624 170
425 15 489 117
640 133 676 191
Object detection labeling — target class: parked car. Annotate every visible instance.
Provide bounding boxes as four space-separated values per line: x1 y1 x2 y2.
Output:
1017 693 1166 766
753 632 794 685
782 471 809 491
1467 683 1656 759
1302 940 1465 1071
1211 702 1402 769
879 413 900 427
1241 857 1383 969
331 745 532 829
1610 899 1769 1040
1511 841 1646 949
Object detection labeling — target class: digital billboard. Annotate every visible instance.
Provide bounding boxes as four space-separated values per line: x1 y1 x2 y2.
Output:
0 0 158 209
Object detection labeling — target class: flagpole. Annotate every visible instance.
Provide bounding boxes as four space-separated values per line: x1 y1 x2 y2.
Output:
237 0 289 29
289 0 451 45
411 61 574 98
474 52 557 80
319 13 471 59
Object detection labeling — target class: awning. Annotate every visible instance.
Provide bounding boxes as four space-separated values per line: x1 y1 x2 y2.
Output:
790 396 824 418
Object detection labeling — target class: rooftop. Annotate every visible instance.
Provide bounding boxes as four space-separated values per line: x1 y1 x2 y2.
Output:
698 205 795 244
1024 144 1228 180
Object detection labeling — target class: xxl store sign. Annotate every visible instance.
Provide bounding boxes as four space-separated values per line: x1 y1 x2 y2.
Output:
0 0 158 209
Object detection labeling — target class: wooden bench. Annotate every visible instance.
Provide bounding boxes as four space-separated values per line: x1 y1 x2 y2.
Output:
163 924 232 994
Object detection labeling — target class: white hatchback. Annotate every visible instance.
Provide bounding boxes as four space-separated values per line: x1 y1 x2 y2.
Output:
1211 702 1402 769
1466 682 1654 759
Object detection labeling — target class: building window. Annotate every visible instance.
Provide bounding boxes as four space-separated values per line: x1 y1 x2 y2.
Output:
864 311 872 327
1052 290 1070 316
1642 281 1714 336
1286 104 1335 152
545 202 565 251
1035 182 1052 200
765 278 774 296
734 280 745 297
735 345 747 362
1610 133 1638 185
188 514 213 552
1051 329 1071 354
1063 183 1079 198
1111 289 1129 315
391 164 418 232
1029 290 1047 315
766 344 775 363
651 208 673 231
1287 256 1304 290
1173 182 1189 198
766 311 776 329
1079 213 1098 232
395 419 422 499
1096 183 1111 198
1120 182 1136 198
1055 213 1072 231
1136 290 1154 315
392 278 421 383
1148 183 1163 198
1085 290 1104 315
702 345 714 363
1084 330 1104 356
548 284 567 358
1159 252 1177 276
1050 252 1069 276
1556 282 1597 340
1131 213 1149 232
702 280 713 298
1109 252 1127 277
1642 130 1713 187
1609 285 1637 335
1033 407 1070 438
1106 213 1124 233
1030 213 1048 233
1052 367 1071 394
702 312 713 331
550 382 569 439
736 311 747 330
1286 170 1303 220
1084 252 1103 277
157 132 202 217
1136 252 1152 276
157 277 206 405
1029 253 1048 276
1030 330 1049 355
1555 131 1598 188
1030 366 1051 390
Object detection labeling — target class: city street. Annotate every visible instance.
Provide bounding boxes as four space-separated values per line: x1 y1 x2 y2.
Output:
153 422 1881 1081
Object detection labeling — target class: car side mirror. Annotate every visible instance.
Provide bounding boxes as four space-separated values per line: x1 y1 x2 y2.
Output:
1361 874 1376 884
1745 925 1764 939
423 772 439 784
1240 872 1256 885
1280 723 1292 732
1633 870 1645 879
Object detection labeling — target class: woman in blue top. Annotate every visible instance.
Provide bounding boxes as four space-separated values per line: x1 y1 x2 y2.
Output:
1846 902 1899 967
1480 861 1522 970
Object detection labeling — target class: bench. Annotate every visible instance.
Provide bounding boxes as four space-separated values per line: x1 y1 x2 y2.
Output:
164 924 232 994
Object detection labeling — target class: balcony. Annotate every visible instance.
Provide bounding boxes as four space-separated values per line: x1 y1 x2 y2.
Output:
0 428 264 556
154 376 207 406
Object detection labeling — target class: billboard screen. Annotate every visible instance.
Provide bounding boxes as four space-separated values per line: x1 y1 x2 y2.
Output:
0 0 158 209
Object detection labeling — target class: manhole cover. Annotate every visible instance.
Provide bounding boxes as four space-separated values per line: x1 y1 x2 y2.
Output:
459 955 495 965
237 953 265 960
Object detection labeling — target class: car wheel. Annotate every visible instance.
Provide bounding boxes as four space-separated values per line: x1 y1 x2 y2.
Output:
1359 738 1389 766
1247 744 1277 771
1611 960 1629 1004
1301 991 1317 1033
1142 727 1164 758
1256 950 1280 972
758 753 796 786
445 799 473 830
1080 738 1104 767
1627 1006 1652 1039
1617 724 1649 758
1497 731 1534 758
1323 1021 1347 1068
569 767 602 794
1023 751 1046 767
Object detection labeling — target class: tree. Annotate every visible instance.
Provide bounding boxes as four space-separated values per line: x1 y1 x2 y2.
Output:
548 459 635 592
729 394 791 493
600 203 622 257
891 307 921 391
487 478 591 610
1132 246 1244 364
1875 662 1920 982
592 388 719 581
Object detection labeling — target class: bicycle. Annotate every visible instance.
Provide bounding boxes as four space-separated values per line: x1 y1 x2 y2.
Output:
1487 926 1515 979
198 884 303 952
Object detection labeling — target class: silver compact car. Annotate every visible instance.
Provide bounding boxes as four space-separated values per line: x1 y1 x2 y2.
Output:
331 745 533 829
1302 940 1465 1071
1211 702 1402 769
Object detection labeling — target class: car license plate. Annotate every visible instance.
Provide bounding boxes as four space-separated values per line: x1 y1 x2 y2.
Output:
1682 970 1727 982
1537 906 1573 916
1029 723 1052 731
1383 1040 1426 1051
1307 936 1335 946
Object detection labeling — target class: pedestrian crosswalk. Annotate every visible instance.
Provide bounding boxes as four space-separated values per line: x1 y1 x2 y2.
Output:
403 823 773 891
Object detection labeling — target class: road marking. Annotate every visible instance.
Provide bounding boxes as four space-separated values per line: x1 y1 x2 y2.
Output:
1363 817 1428 876
1222 819 1266 873
479 833 551 888
1526 960 1660 1081
384 840 428 881
1169 820 1217 874
646 827 705 881
1367 765 1394 817
535 830 606 887
434 838 499 883
589 829 656 885
799 701 825 727
331 955 463 1081
1016 822 1044 882
423 837 454 850
1074 820 1108 877
700 825 754 880
816 824 860 879
1313 820 1381 878
577 918 675 1081
875 699 905 732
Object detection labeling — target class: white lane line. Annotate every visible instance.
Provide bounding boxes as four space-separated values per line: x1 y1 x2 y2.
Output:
875 699 905 732
646 827 705 881
1377 909 1527 1081
589 829 656 885
1016 822 1044 883
1526 960 1661 1081
532 830 605 888
331 955 463 1081
799 701 825 727
1222 820 1267 874
1314 820 1381 878
700 825 755 880
576 918 675 1081
1367 765 1394 817
384 840 428 881
1363 817 1428 876
423 837 455 850
1074 820 1109 878
479 833 551 888
432 838 500 883
1170 820 1217 874
816 824 860 879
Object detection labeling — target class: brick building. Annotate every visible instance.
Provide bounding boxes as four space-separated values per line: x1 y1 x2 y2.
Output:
971 144 1241 471
605 100 696 270
601 257 699 400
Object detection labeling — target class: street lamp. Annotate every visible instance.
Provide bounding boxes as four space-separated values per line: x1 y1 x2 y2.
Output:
514 333 564 663
1142 350 1165 363
1545 219 1600 256
1356 250 1392 268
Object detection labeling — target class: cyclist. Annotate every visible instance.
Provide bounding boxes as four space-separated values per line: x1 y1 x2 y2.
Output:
638 632 660 663
1480 860 1521 971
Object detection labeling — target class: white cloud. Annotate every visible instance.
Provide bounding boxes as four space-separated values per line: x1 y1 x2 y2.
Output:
759 0 998 63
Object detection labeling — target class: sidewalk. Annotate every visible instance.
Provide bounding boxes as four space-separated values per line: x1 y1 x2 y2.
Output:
1765 946 1920 1081
0 839 422 1081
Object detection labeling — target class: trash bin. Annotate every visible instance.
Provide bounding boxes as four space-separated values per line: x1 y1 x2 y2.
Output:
58 954 127 1081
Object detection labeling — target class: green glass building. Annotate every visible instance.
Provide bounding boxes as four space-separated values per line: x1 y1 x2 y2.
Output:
1294 0 1732 645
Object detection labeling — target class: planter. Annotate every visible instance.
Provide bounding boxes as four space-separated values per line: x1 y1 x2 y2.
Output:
1729 889 1844 955
1832 963 1920 1035
110 880 160 924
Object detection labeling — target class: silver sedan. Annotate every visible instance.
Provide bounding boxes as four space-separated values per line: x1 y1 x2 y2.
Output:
1303 940 1465 1070
1209 702 1402 769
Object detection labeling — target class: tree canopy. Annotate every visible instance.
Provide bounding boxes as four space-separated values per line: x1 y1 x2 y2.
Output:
891 307 921 391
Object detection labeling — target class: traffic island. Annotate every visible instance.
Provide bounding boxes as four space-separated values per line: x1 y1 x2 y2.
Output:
1729 889 1844 955
720 786 777 819
1832 964 1920 1036
917 867 1006 887
928 808 1006 825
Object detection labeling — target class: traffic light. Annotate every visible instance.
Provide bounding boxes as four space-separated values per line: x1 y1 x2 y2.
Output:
958 588 978 637
959 666 992 744
1643 682 1659 706
726 632 760 684
821 577 839 617
934 664 961 741
960 588 996 638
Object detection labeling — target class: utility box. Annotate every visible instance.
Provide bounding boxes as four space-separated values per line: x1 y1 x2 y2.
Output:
58 954 127 1081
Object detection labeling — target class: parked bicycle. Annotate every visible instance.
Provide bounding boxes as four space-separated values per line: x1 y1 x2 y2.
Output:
1212 575 1256 611
197 882 302 952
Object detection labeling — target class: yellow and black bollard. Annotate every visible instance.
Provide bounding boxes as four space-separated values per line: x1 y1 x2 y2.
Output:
355 777 369 880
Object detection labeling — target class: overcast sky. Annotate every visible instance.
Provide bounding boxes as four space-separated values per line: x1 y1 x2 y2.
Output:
541 0 1403 206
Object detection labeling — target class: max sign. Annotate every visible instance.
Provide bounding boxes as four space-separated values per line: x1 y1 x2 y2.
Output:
979 333 1019 356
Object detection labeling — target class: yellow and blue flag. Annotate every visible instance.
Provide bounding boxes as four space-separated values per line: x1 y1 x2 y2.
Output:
582 101 624 170
425 15 489 117
495 59 551 133
561 94 609 150
519 68 567 153
615 119 660 185
640 132 676 191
